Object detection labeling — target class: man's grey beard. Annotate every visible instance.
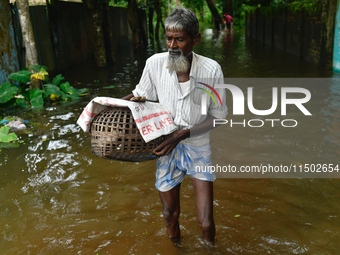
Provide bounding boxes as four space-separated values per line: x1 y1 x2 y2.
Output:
166 49 190 73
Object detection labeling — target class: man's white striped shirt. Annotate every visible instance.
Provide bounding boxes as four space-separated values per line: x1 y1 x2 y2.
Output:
133 52 227 146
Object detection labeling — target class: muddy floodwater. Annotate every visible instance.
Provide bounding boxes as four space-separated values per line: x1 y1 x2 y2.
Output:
1 29 340 255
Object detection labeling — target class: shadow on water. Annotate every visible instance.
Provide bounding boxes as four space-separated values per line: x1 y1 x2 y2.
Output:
1 29 340 254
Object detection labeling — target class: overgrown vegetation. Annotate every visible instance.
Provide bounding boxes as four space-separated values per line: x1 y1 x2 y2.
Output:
0 65 88 110
0 65 87 144
242 0 324 14
108 0 128 7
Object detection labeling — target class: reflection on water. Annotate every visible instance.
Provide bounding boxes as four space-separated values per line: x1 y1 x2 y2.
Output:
1 29 340 254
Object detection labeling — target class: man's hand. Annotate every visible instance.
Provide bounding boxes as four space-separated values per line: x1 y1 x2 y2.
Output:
121 94 146 102
153 129 189 156
153 115 218 156
130 96 146 102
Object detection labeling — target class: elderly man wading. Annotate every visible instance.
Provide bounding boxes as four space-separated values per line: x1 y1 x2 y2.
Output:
123 7 227 246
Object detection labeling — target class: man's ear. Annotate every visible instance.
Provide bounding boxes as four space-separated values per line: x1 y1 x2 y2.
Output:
193 33 201 45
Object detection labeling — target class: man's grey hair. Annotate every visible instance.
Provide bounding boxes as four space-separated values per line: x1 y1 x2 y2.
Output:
164 8 199 39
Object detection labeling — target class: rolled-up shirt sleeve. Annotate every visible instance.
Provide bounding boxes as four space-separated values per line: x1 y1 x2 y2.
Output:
132 60 159 101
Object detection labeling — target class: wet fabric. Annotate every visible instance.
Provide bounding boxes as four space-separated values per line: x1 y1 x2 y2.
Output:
155 142 215 192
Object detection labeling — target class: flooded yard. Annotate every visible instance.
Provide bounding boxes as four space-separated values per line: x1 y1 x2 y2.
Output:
0 29 339 254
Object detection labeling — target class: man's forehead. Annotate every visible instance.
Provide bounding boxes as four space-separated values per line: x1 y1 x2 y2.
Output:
165 29 190 37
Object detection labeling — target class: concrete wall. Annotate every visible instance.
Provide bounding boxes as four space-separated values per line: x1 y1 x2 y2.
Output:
29 6 55 70
1 2 133 82
0 0 19 84
39 3 134 71
333 0 340 71
246 5 335 69
45 1 94 70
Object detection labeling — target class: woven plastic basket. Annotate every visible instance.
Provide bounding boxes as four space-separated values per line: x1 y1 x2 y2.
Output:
90 106 164 162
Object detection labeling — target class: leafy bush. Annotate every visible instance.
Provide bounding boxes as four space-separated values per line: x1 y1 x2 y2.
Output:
0 65 88 109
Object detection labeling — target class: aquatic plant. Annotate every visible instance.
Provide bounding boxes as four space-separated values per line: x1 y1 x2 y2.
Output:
0 65 88 109
0 126 18 143
0 116 29 145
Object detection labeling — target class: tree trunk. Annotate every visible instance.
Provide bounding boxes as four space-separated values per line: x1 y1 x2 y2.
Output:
15 0 38 67
82 0 107 67
127 0 143 51
320 0 337 68
154 0 164 51
138 8 148 48
205 0 222 30
103 5 116 64
148 5 154 46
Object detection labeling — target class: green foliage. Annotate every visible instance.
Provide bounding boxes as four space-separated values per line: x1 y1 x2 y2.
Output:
288 0 323 14
181 0 207 13
242 3 257 13
0 65 88 110
52 74 64 86
8 70 31 83
43 84 63 99
0 82 19 104
0 126 17 143
16 98 29 108
242 0 323 14
29 64 48 73
108 0 127 7
29 89 44 108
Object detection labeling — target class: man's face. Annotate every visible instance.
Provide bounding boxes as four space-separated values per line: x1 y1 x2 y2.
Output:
165 30 199 73
165 30 196 56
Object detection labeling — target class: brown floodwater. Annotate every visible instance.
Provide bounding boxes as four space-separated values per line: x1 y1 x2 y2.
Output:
1 29 339 255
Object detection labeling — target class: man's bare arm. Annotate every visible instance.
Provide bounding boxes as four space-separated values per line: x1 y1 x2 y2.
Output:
121 93 134 100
